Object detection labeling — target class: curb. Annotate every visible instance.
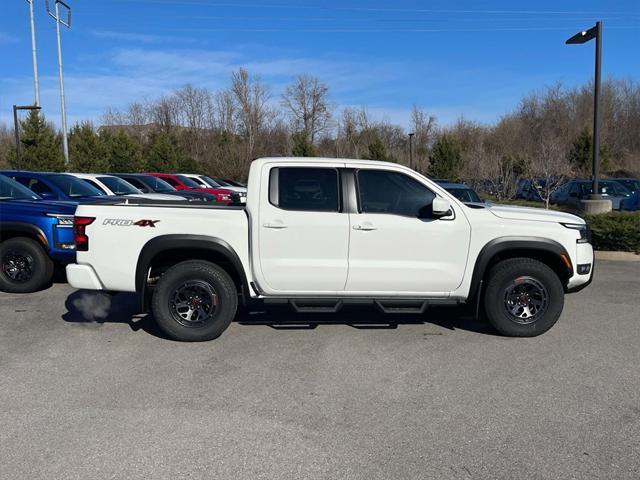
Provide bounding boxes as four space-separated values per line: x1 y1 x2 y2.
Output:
595 251 640 262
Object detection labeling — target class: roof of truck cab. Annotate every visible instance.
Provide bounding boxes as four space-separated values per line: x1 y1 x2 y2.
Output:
253 157 406 169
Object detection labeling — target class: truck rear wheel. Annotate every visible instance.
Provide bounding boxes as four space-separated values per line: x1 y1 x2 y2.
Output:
151 260 238 342
0 237 54 293
483 257 564 337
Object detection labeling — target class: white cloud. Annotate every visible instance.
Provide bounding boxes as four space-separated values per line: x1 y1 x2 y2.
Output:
0 32 19 44
0 44 507 129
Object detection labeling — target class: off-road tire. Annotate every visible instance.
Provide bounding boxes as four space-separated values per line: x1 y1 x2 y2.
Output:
0 237 54 293
484 257 565 337
151 260 237 342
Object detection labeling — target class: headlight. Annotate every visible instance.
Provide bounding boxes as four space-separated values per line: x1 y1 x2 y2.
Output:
562 223 590 244
47 214 74 227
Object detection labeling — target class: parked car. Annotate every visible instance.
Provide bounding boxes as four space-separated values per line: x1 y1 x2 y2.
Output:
0 175 76 293
112 173 216 202
210 177 248 193
0 171 111 202
181 174 247 202
438 182 483 203
516 178 546 202
220 178 246 188
69 173 184 201
66 157 593 342
551 179 632 211
609 178 640 211
147 173 239 204
611 178 640 195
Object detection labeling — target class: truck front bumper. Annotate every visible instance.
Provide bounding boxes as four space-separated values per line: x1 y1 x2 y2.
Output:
66 264 104 290
566 243 595 293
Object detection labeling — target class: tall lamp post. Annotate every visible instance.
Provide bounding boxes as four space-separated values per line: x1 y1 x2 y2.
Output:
25 0 40 106
45 0 72 165
408 132 415 170
566 21 609 213
13 105 42 171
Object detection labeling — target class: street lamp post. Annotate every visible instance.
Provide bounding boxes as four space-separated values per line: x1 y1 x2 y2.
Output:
13 105 42 171
566 21 607 212
25 0 40 106
45 0 72 165
408 132 415 170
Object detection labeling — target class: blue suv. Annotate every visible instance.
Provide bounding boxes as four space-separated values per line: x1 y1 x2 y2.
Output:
0 171 108 202
0 175 77 293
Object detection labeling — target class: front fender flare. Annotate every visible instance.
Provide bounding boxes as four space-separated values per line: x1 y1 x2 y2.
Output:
468 236 573 300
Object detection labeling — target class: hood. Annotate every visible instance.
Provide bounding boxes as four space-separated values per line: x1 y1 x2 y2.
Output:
487 203 585 225
123 193 186 201
1 199 77 215
220 186 247 193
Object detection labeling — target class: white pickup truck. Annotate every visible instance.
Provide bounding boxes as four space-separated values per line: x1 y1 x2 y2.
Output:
66 158 594 341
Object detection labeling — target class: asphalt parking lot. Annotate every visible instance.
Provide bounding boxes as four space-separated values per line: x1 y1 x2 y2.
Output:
1 260 639 480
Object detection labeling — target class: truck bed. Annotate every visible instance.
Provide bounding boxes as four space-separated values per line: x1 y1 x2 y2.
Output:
73 201 250 292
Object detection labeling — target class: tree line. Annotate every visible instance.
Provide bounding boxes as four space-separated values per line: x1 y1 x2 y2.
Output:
1 68 638 202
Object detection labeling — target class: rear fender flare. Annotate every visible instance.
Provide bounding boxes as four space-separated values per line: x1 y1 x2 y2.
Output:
135 234 249 308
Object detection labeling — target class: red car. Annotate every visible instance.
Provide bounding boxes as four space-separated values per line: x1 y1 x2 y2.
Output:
147 173 236 204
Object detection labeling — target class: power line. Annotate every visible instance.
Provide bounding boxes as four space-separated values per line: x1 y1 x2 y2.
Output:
111 0 638 17
169 26 640 34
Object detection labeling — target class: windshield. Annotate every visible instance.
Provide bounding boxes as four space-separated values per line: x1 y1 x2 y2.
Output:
98 176 140 195
47 174 105 197
213 178 232 187
446 186 482 203
617 179 640 193
201 175 222 187
176 175 201 188
581 181 631 197
0 175 40 200
139 175 176 192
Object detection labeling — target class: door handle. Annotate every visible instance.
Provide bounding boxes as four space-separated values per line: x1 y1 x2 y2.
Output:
263 222 288 229
353 224 377 231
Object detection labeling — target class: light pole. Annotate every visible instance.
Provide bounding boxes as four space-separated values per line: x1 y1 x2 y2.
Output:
45 0 72 165
408 132 415 170
25 0 40 106
566 21 603 204
13 105 42 171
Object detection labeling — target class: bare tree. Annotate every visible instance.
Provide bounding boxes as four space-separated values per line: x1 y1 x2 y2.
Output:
281 75 332 143
214 90 236 133
230 68 273 160
410 106 437 171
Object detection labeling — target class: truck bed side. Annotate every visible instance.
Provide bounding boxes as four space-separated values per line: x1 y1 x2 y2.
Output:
74 202 249 292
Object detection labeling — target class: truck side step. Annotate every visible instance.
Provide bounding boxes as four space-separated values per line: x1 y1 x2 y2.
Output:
374 299 429 314
289 299 344 313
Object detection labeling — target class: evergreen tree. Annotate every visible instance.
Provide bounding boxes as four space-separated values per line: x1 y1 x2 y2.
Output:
14 110 65 171
428 134 463 180
101 129 144 172
291 132 316 157
567 128 610 173
146 132 182 172
177 155 201 173
366 136 390 161
68 123 109 172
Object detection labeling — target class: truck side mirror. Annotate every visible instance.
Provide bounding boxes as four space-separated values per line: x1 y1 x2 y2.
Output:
39 191 56 200
432 197 453 218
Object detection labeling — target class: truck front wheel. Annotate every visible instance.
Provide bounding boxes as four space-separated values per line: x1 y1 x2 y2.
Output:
0 237 54 293
483 257 565 337
151 260 238 342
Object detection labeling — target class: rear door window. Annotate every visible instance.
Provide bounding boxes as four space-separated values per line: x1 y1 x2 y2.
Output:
269 167 340 212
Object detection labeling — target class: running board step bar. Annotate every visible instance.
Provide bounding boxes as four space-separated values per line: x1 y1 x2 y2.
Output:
262 297 459 314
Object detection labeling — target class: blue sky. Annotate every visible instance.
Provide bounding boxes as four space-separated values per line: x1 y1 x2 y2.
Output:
1 0 638 129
